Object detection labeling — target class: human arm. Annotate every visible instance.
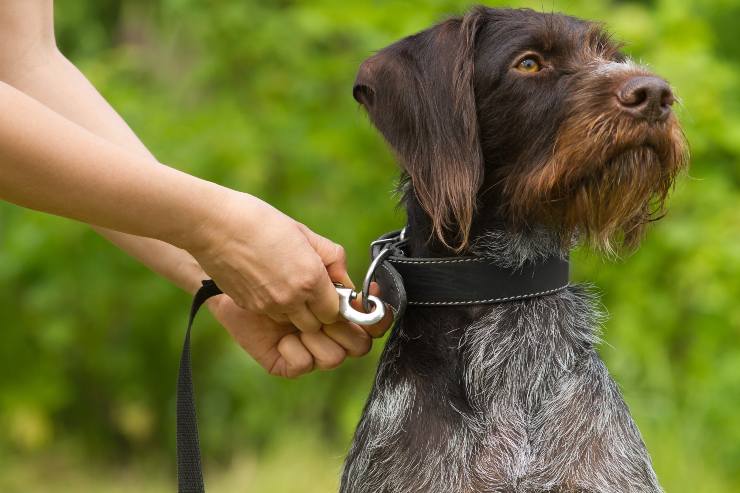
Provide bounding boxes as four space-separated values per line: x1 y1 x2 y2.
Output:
0 0 390 375
0 2 344 330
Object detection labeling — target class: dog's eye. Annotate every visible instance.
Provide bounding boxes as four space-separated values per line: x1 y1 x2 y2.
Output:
516 56 541 73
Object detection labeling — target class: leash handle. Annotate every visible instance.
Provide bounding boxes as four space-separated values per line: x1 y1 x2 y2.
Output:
177 279 222 493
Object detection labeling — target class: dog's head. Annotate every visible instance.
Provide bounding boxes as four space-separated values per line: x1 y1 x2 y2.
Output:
354 7 688 253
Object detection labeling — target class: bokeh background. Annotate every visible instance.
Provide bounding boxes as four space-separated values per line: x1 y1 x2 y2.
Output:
0 0 738 491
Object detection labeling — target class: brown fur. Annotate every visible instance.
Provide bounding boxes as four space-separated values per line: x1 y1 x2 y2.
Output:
354 10 487 251
344 7 689 492
501 60 688 251
354 7 688 255
345 7 689 492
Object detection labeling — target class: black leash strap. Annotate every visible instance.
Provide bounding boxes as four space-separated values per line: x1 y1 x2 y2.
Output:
177 279 222 493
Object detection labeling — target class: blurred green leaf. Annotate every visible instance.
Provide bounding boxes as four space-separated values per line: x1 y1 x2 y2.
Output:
0 0 738 491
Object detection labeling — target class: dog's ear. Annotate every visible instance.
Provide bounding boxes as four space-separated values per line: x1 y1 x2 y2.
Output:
354 8 486 251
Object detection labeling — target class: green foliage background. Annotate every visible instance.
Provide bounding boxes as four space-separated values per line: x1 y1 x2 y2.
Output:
0 0 738 491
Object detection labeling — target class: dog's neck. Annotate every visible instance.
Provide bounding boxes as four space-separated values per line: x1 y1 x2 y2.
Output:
404 192 568 268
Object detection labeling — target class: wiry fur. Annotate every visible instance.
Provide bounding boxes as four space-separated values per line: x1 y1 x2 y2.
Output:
344 6 686 492
342 236 661 493
470 226 570 269
501 56 688 252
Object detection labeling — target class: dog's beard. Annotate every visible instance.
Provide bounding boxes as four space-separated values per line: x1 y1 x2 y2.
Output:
562 144 680 252
502 96 688 253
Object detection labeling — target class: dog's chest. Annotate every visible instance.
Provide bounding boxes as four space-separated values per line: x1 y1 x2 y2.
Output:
342 287 661 493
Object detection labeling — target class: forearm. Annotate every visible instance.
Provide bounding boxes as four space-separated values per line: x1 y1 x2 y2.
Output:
0 80 222 254
0 48 211 293
0 2 382 365
0 1 227 296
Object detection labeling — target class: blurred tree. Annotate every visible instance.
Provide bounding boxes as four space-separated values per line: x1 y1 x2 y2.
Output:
0 1 737 491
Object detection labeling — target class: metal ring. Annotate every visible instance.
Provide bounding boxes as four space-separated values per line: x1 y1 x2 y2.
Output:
361 246 392 312
361 226 408 312
369 227 407 249
370 236 396 248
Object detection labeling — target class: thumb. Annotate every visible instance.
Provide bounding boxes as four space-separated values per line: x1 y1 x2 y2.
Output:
299 224 354 289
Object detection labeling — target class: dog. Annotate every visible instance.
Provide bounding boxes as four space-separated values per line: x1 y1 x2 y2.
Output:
342 6 687 493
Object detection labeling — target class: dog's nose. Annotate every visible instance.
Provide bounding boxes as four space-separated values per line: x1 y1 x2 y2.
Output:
617 76 674 122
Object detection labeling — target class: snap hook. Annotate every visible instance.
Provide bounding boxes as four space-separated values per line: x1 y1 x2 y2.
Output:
334 283 386 326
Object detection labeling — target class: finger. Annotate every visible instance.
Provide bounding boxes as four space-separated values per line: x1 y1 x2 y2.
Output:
299 225 354 288
307 274 340 325
204 292 228 312
299 330 347 370
326 251 354 290
287 304 323 333
323 321 372 357
353 282 393 338
266 312 291 324
277 334 314 378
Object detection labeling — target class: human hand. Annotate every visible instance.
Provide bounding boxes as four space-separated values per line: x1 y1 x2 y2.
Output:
207 286 391 378
185 191 351 333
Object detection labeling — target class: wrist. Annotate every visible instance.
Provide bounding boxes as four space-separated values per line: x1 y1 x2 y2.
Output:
177 255 211 295
155 176 225 251
169 185 261 258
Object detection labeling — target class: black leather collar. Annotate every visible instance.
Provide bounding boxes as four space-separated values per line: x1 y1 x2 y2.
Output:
369 229 570 320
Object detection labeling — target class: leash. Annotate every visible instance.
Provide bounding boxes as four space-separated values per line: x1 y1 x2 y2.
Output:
175 227 569 492
175 279 384 492
177 279 220 493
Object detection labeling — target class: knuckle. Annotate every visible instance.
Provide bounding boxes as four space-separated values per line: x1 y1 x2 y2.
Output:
270 289 297 309
251 298 269 313
297 271 322 292
318 359 341 371
318 350 345 370
290 358 314 377
334 244 346 262
296 356 314 374
283 370 302 380
350 334 372 357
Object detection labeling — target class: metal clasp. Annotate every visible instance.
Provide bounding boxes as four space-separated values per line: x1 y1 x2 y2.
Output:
361 247 392 312
361 227 406 312
334 283 386 326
